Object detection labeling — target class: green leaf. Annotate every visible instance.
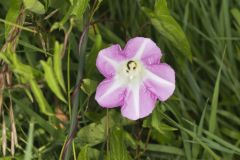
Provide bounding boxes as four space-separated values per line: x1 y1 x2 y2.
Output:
4 0 21 39
23 0 46 15
76 122 105 147
98 24 125 47
69 0 73 5
154 0 169 15
143 104 177 134
0 52 11 64
19 40 52 56
0 52 41 80
77 145 89 160
50 0 89 31
41 59 66 103
24 122 34 160
141 144 184 156
108 127 132 160
218 110 240 126
12 97 58 136
77 145 100 160
159 107 221 160
209 60 223 133
76 111 122 147
123 131 137 149
80 79 98 96
151 106 177 134
231 8 240 27
141 0 192 61
192 101 208 159
71 0 89 17
29 80 53 116
202 137 235 154
204 130 240 154
53 42 66 91
24 89 34 102
88 148 100 160
86 34 102 77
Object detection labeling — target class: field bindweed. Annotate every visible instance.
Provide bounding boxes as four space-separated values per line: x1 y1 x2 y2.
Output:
95 37 175 120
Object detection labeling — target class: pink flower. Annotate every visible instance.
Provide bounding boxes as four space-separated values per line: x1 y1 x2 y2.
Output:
95 37 175 120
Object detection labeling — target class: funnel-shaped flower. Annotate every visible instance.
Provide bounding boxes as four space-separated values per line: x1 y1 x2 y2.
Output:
95 37 175 120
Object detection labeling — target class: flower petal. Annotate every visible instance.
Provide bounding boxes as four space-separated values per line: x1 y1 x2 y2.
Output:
144 63 175 101
123 37 162 65
95 77 127 108
121 84 157 120
96 44 125 78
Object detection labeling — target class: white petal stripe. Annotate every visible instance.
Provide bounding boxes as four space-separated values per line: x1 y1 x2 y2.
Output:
145 69 175 87
133 39 150 59
100 52 119 69
131 85 140 118
97 77 124 101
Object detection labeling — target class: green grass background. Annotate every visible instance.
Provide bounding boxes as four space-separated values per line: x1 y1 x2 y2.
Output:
0 0 240 159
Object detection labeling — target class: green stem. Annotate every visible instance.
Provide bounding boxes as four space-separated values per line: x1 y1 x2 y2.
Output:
67 45 71 119
62 16 89 160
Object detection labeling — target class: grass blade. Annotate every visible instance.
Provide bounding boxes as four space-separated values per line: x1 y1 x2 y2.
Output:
24 121 34 160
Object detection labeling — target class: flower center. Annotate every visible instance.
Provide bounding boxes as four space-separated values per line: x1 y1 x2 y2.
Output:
126 60 137 72
120 60 143 81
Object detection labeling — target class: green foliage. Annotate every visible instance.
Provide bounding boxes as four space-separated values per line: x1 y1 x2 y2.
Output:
71 0 89 17
231 8 240 30
77 145 100 160
50 0 89 31
23 0 45 14
0 52 41 80
77 145 89 160
142 0 192 62
0 0 240 159
80 79 98 96
76 121 105 147
24 122 34 160
29 80 53 115
4 0 21 39
143 104 177 134
41 59 66 103
209 54 223 133
108 127 132 160
85 34 102 77
53 42 66 92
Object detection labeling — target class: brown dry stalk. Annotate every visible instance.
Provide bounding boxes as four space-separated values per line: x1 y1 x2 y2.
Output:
0 73 5 89
60 18 74 59
5 71 12 86
0 4 26 157
11 131 15 155
2 111 7 156
39 32 47 54
1 6 26 53
44 9 59 20
10 97 18 156
0 94 2 114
